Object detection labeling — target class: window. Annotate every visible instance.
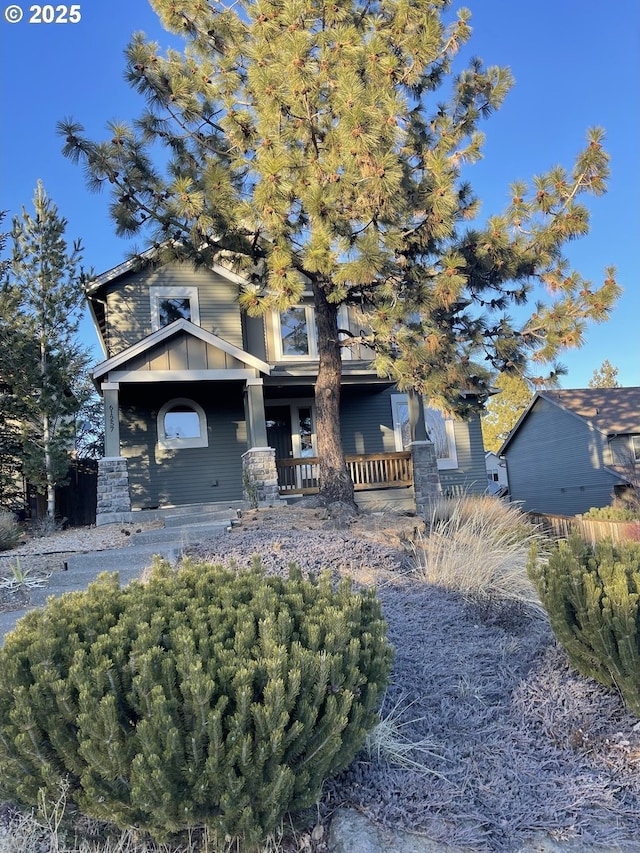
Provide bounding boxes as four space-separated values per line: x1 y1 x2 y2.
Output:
150 286 200 332
273 304 352 360
391 394 458 469
633 436 640 464
157 399 208 449
280 306 316 356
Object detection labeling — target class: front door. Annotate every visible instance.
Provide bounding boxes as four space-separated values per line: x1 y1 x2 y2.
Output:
266 401 317 491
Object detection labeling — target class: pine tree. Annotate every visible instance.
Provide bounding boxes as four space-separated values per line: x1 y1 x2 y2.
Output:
59 0 620 506
2 183 92 518
588 359 620 388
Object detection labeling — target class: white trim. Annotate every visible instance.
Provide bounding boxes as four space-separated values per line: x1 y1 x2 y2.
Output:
93 318 271 380
391 394 458 470
150 285 200 332
101 382 120 390
270 304 354 362
273 305 319 360
109 369 257 383
157 398 208 450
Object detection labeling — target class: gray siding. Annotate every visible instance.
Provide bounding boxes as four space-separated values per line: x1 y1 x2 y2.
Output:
340 386 487 495
105 263 244 356
126 332 245 372
440 416 487 497
119 383 247 509
505 397 620 515
340 386 397 454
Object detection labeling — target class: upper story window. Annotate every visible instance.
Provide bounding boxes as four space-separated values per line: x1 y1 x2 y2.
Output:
280 306 317 357
150 286 200 332
391 394 458 469
157 398 208 449
273 304 352 361
632 435 640 464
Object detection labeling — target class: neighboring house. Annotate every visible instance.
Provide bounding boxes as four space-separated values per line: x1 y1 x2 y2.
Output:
485 450 508 496
499 387 640 516
87 257 488 521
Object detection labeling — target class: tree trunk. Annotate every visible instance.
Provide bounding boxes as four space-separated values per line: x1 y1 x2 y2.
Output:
43 410 56 519
312 282 356 508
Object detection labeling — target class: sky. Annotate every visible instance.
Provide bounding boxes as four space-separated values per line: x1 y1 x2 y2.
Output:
1 0 638 389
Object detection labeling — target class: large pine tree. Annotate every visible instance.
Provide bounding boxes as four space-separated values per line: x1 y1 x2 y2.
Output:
2 183 91 518
60 0 620 506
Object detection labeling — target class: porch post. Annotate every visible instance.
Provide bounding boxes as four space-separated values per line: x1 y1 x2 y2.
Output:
409 441 442 520
242 378 281 507
244 378 268 448
102 383 121 458
96 382 132 525
407 387 428 442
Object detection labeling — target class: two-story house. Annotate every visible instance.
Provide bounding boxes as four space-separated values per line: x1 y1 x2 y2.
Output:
499 387 640 516
88 256 488 523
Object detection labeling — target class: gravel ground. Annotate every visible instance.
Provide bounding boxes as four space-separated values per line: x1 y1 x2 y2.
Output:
1 507 639 851
185 508 640 851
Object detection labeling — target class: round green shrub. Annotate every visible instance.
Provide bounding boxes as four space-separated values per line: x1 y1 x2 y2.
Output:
582 505 640 521
0 558 393 846
529 535 640 717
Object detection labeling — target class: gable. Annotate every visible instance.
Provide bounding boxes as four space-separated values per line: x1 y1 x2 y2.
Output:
93 319 270 383
87 259 248 357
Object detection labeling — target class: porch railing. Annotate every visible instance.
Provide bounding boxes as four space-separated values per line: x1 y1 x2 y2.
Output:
275 451 413 496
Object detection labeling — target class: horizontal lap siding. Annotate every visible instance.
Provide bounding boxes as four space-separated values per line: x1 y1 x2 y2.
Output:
119 383 246 509
505 398 619 515
439 416 487 496
105 263 244 355
340 386 397 454
340 387 487 494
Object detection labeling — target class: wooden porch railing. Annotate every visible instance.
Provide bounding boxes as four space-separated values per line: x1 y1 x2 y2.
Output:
276 451 413 496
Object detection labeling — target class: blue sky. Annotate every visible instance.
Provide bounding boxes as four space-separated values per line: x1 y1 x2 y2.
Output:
1 0 638 388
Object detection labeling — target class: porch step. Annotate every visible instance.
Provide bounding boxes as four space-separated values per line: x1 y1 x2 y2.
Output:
131 521 230 546
123 501 246 526
163 508 240 528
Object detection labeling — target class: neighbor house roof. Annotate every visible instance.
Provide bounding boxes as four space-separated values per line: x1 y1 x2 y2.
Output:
499 386 640 455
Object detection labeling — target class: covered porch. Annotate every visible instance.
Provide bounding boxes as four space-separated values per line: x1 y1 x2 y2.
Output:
275 450 413 496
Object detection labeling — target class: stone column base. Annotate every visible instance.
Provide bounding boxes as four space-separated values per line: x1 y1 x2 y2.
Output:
409 441 442 519
96 457 132 526
242 447 282 508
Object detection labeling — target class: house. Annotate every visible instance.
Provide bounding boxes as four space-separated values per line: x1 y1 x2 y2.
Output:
499 387 640 516
87 257 488 524
485 450 508 496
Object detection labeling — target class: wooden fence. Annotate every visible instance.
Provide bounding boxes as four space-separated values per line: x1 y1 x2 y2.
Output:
276 451 413 496
528 512 640 546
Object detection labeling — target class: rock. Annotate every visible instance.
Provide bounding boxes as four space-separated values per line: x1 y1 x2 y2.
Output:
326 808 466 853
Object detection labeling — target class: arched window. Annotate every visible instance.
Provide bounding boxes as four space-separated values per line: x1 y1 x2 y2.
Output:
157 399 208 449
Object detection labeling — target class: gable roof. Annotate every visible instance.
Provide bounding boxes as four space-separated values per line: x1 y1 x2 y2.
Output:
499 386 640 455
93 318 271 381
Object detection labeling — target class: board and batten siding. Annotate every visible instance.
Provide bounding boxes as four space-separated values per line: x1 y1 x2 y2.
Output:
105 263 244 356
125 332 245 372
504 397 620 515
118 383 247 509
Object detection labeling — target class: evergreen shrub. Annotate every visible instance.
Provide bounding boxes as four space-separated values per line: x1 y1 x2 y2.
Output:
582 505 639 521
0 558 393 847
528 535 640 716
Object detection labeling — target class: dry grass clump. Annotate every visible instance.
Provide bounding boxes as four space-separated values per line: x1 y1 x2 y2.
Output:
0 805 319 853
413 495 546 612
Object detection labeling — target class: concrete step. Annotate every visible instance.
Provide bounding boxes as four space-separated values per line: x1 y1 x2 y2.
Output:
163 510 238 528
131 521 230 545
